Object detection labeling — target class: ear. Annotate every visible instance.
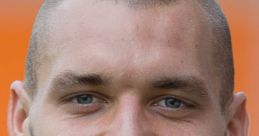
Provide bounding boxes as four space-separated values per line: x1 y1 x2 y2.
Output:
8 81 31 136
226 92 249 136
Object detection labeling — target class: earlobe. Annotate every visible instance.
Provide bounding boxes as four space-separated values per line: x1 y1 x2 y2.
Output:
8 81 31 136
226 92 249 136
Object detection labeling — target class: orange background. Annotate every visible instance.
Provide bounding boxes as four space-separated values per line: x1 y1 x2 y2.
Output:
0 0 258 135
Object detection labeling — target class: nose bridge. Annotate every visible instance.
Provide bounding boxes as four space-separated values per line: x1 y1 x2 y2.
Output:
109 94 149 136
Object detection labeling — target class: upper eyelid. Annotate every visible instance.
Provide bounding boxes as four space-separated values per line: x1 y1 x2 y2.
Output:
59 91 108 103
150 95 197 107
71 95 100 104
155 98 188 107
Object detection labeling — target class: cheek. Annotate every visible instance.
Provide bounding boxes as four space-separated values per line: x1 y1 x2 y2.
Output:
30 95 226 136
30 114 226 136
149 110 227 136
151 120 225 136
159 125 225 136
30 112 107 136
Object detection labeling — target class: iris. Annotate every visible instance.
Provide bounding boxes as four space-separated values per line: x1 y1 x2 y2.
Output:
164 97 182 108
75 94 94 104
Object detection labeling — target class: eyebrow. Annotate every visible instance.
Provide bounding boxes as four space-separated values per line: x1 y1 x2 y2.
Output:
49 71 108 91
150 76 209 98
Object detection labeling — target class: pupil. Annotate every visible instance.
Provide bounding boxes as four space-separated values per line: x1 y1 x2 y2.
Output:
77 95 93 104
165 98 181 108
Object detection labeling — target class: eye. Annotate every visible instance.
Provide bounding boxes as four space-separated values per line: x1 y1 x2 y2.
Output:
151 96 196 118
61 93 108 115
152 96 196 112
72 94 95 105
155 97 184 109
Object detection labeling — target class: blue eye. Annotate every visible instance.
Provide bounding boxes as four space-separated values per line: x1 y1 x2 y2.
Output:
73 94 94 105
62 93 107 115
157 97 184 109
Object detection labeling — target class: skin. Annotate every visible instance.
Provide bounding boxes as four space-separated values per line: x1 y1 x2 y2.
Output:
9 0 249 136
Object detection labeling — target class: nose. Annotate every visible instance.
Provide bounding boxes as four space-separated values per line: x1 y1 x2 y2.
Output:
108 94 155 136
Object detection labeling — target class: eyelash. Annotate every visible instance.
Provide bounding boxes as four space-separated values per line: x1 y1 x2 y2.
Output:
152 95 195 108
152 96 196 113
61 91 107 102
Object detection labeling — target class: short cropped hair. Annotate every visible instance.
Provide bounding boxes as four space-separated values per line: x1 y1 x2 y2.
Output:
24 0 233 109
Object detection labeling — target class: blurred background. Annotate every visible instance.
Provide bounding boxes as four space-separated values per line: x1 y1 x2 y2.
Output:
0 0 258 135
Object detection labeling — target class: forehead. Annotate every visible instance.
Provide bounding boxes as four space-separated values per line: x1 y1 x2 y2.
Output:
37 0 219 94
31 1 225 113
44 0 210 49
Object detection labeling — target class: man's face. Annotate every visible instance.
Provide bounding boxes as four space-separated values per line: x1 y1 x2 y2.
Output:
19 1 231 136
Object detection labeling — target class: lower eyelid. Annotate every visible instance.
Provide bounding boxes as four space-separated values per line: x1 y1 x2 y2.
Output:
65 103 103 114
150 103 197 119
60 94 110 113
